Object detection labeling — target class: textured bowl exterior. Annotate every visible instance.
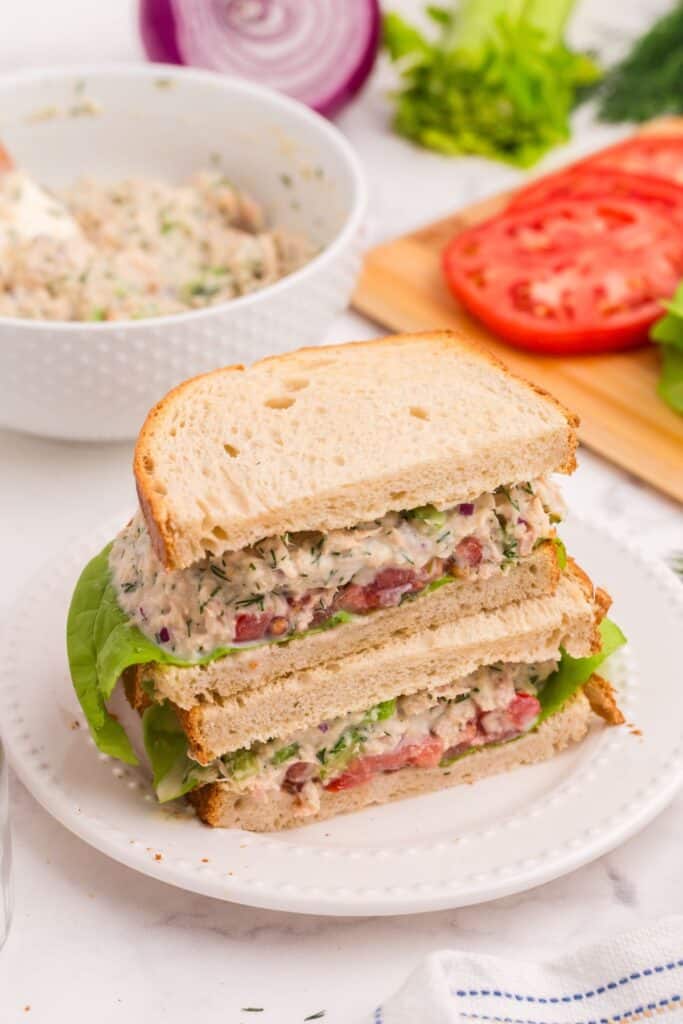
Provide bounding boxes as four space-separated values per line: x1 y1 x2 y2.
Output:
0 65 367 440
0 232 363 440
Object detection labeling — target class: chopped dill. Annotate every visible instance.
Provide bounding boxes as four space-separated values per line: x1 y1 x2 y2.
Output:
311 537 324 563
235 594 266 611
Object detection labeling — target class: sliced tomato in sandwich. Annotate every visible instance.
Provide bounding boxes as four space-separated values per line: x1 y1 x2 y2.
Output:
324 734 444 792
443 194 683 355
507 692 541 730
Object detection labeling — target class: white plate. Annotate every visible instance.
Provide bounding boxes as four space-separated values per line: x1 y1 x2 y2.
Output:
1 512 682 916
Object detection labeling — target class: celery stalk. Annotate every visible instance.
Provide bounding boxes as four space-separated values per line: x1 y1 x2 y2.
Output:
444 0 523 51
382 0 598 167
522 0 577 45
445 0 575 52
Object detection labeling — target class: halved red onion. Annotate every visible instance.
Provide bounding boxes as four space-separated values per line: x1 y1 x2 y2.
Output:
139 0 381 117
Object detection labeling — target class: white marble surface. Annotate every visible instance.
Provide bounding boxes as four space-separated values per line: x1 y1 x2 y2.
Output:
0 1 682 1021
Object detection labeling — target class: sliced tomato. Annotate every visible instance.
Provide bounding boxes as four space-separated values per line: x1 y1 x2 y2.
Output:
510 168 683 220
455 536 483 567
479 693 541 740
233 612 271 642
507 693 541 731
580 134 683 187
335 566 425 614
324 734 444 792
371 567 420 591
443 194 683 354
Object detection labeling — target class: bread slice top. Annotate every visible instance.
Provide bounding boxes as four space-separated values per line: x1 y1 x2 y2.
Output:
135 330 579 569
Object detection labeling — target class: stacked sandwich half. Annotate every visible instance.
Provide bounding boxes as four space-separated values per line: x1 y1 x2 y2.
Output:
67 331 624 831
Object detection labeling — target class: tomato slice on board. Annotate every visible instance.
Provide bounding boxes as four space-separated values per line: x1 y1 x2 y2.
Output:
580 134 683 187
509 168 683 220
443 195 683 355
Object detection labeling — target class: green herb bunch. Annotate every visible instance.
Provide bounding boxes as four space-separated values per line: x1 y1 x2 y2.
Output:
598 3 683 123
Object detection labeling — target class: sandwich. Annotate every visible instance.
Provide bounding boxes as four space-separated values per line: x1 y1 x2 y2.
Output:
67 330 625 830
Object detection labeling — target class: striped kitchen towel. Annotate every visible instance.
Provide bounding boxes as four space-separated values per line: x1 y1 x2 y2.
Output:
367 918 683 1023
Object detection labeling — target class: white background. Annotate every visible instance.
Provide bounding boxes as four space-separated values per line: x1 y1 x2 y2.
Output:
0 1 682 1022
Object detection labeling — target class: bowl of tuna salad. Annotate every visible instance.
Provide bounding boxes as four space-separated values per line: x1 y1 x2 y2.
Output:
0 65 366 440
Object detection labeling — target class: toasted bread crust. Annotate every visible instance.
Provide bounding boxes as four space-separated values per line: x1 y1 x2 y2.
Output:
123 667 150 713
565 559 611 649
583 673 625 726
134 329 579 569
595 586 613 620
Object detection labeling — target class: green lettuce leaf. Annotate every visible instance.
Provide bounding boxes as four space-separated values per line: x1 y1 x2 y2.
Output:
67 545 197 764
66 544 141 764
142 702 205 802
536 617 626 724
657 346 683 415
650 282 683 416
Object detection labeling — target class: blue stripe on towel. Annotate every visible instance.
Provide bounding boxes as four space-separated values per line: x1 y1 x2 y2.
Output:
456 993 681 1024
449 960 683 1005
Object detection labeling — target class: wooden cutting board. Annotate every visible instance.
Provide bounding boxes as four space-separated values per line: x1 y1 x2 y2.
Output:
352 132 683 504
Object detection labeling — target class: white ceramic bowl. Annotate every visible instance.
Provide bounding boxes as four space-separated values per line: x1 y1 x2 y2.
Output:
0 65 367 440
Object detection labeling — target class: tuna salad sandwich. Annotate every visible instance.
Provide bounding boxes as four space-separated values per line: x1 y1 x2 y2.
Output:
67 330 625 831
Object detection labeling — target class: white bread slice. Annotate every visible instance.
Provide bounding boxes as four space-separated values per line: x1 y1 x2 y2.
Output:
131 542 560 709
188 690 595 831
135 330 578 570
170 563 604 764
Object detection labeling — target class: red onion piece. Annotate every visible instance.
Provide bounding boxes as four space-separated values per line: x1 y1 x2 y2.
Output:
139 0 381 117
140 0 183 62
458 502 475 516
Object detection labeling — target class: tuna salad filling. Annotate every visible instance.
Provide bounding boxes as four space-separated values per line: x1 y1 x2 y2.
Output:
0 168 314 321
172 659 558 814
110 476 565 662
